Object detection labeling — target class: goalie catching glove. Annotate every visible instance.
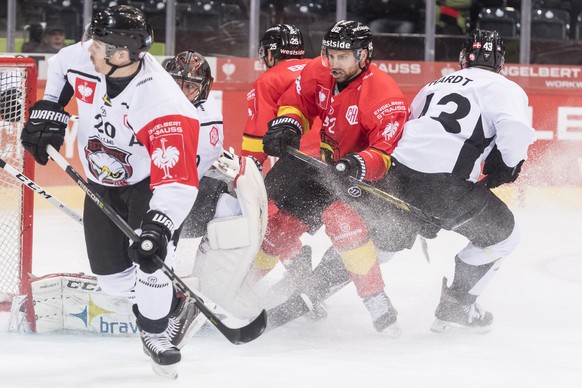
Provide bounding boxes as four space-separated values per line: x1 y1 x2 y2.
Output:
483 146 524 189
262 116 302 157
129 211 173 274
21 100 70 165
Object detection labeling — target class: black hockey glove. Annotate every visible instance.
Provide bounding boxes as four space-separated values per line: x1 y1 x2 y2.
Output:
0 87 23 122
334 154 366 181
129 211 173 274
263 116 302 157
21 100 70 165
483 146 524 189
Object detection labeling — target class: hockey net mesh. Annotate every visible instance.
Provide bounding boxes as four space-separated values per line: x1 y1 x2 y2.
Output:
0 58 36 299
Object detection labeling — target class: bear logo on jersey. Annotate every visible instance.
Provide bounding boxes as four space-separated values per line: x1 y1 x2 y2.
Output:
75 78 96 103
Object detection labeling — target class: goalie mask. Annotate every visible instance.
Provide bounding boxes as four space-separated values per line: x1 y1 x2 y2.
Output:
86 5 153 62
321 20 373 70
459 29 505 73
165 50 214 104
259 24 305 68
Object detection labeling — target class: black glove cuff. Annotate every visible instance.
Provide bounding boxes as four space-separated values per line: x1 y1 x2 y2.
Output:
28 100 70 127
269 116 302 135
141 210 173 241
336 154 366 181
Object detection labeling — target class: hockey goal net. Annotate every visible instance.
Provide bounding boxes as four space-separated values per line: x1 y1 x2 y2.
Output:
0 57 37 309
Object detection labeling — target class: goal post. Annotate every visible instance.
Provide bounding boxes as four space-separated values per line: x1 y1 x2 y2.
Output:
0 57 37 319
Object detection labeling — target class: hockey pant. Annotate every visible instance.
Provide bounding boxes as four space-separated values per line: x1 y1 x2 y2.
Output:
83 178 179 326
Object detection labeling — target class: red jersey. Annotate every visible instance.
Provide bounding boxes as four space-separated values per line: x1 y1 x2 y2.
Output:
242 58 319 164
278 57 408 181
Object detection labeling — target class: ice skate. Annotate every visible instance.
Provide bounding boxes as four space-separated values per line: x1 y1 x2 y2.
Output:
140 329 181 379
431 277 493 334
166 294 204 349
363 291 400 337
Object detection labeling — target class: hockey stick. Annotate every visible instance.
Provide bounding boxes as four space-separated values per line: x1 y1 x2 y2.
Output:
286 147 434 261
285 146 444 227
0 157 83 224
46 145 267 345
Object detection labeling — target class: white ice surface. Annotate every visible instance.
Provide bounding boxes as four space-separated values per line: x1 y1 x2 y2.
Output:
1 203 581 388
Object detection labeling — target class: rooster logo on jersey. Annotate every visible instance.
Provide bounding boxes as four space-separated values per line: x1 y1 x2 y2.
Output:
75 78 96 103
382 121 399 142
152 138 180 179
85 138 133 185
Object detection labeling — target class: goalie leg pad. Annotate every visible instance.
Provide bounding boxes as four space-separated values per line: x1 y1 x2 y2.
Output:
193 155 268 319
29 273 137 335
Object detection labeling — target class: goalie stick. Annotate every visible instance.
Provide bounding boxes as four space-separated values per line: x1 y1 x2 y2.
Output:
286 147 432 261
46 145 267 345
0 157 83 224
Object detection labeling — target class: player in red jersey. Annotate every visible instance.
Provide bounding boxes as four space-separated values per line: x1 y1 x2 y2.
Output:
260 20 409 333
241 24 319 168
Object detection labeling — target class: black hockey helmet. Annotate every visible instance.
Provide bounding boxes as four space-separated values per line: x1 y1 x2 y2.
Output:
259 24 304 67
88 5 153 62
321 20 374 61
165 50 214 104
459 29 505 73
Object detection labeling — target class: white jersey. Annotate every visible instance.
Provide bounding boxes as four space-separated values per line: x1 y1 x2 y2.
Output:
196 94 223 152
392 67 536 182
44 41 223 230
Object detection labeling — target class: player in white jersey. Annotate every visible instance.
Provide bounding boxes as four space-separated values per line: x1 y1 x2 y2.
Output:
388 29 536 333
20 6 220 377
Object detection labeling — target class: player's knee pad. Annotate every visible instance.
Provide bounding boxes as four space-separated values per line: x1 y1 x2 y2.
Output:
322 201 369 250
466 193 516 247
458 223 520 266
338 240 378 275
96 265 137 300
261 210 308 260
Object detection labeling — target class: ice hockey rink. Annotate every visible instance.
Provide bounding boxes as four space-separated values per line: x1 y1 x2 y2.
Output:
1 188 581 388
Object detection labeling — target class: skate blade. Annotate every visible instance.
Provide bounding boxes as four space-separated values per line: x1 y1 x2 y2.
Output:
430 319 492 334
151 361 179 380
385 322 402 338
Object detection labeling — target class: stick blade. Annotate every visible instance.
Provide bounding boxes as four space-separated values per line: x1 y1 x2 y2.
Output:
222 309 268 345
